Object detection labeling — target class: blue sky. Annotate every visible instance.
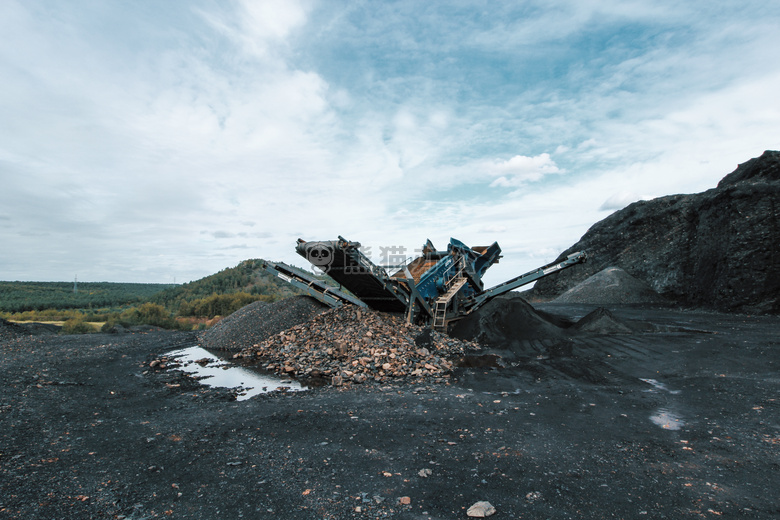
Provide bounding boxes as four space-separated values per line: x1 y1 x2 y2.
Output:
1 1 778 286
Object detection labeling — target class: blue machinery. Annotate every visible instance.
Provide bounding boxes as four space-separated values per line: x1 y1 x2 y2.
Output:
263 237 586 330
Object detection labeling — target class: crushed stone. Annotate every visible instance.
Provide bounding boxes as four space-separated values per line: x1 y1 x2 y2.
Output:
199 296 329 352
552 267 666 305
235 304 481 386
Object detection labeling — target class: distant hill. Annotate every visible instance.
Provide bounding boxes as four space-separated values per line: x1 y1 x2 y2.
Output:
533 150 780 314
150 259 306 312
0 281 175 313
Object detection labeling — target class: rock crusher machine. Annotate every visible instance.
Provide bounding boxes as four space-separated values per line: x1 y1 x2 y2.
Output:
264 236 586 330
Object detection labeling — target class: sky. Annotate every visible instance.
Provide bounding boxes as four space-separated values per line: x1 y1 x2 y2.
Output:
1 0 778 287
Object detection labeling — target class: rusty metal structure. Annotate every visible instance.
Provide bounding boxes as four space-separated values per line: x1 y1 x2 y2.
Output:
264 236 585 330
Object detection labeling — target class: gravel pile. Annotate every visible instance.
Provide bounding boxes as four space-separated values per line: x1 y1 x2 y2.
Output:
552 266 666 304
235 304 481 386
572 307 634 334
0 318 31 342
199 296 329 352
450 297 571 350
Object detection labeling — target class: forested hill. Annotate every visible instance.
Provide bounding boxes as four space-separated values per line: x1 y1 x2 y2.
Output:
150 259 304 312
0 281 175 313
1 259 309 316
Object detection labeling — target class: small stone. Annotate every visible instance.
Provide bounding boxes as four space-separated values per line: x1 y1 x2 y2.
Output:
467 501 496 517
399 496 411 505
418 468 432 477
525 491 541 502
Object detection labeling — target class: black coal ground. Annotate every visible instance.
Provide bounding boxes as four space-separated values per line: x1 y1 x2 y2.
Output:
1 304 778 520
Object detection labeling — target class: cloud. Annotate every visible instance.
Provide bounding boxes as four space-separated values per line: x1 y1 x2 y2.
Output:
0 1 778 283
487 153 562 188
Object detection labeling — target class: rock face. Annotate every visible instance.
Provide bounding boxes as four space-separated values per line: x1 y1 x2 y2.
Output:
533 150 780 314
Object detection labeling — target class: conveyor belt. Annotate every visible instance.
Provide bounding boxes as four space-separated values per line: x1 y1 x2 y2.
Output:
296 238 410 313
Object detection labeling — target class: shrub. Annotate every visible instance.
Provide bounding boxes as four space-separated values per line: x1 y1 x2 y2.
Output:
62 318 94 335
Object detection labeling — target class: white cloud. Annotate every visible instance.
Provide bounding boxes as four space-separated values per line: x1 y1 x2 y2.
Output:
0 1 778 283
487 153 562 188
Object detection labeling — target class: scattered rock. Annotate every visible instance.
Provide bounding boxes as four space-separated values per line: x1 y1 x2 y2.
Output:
399 496 411 505
0 318 32 342
467 500 496 517
525 491 542 502
418 468 432 477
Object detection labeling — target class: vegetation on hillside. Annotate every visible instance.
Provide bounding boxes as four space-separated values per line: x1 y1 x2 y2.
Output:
150 259 304 312
0 259 313 333
0 281 175 313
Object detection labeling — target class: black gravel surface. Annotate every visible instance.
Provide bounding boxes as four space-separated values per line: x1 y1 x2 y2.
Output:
0 318 32 342
2 305 778 519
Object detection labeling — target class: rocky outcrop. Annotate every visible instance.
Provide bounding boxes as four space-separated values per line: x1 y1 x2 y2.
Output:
533 150 780 314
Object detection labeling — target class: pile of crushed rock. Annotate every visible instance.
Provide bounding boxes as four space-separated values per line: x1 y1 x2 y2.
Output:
234 304 480 386
198 270 665 388
199 295 329 352
552 267 666 304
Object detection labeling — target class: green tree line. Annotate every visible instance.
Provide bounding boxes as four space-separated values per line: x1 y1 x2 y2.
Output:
1 259 311 334
0 281 175 313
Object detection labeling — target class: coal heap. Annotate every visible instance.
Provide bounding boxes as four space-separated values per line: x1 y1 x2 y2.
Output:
449 296 573 358
533 150 780 314
572 307 635 334
552 267 665 305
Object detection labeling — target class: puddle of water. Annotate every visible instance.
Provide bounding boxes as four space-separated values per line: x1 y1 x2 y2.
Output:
649 408 685 430
640 378 681 395
166 346 306 400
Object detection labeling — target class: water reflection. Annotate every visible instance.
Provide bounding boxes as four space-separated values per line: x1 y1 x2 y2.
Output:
640 378 681 395
167 345 305 400
650 408 685 430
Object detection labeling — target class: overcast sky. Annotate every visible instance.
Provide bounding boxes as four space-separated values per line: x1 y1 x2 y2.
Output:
1 1 778 286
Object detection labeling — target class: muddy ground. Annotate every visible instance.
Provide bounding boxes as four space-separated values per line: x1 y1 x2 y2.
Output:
1 305 778 519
